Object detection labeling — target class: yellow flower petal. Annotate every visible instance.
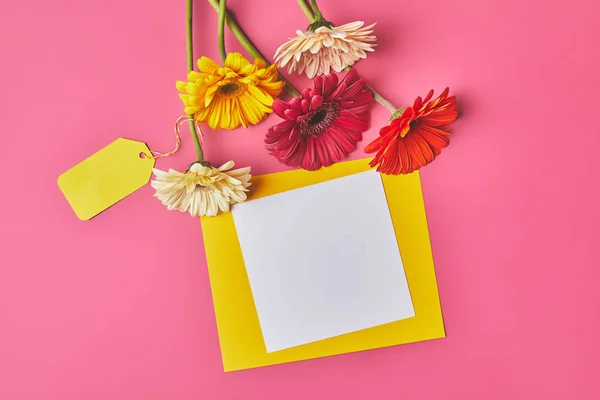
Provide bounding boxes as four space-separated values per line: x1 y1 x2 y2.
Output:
176 53 283 130
220 98 232 129
207 98 224 129
239 92 264 125
204 84 220 107
187 71 202 82
231 98 243 128
239 63 256 77
197 56 220 73
259 81 285 96
247 84 274 106
224 52 250 72
253 58 266 69
176 80 187 92
187 95 199 106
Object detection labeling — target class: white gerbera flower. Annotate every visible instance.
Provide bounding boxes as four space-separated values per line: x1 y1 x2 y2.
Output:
151 160 251 217
274 21 376 78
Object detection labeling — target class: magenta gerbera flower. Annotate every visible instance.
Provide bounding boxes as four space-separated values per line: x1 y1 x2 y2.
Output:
265 70 372 170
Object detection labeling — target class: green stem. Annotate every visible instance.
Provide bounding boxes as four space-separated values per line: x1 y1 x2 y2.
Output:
186 0 204 161
367 84 397 113
217 0 227 62
297 0 315 22
186 0 194 72
207 0 301 97
341 66 398 112
309 0 323 19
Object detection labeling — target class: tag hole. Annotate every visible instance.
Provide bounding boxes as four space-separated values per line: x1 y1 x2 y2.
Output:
139 152 148 159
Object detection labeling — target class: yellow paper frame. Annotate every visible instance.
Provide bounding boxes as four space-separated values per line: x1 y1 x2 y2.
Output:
201 159 445 372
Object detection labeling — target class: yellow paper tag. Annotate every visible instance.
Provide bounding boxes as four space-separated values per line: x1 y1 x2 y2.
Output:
57 138 155 220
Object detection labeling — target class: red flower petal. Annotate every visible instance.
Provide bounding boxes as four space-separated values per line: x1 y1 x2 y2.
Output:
328 126 358 153
301 99 310 113
420 100 457 126
289 97 303 110
272 99 289 119
338 91 373 114
320 133 345 163
315 136 332 167
265 71 372 171
286 139 306 167
405 136 427 170
397 139 411 173
364 135 384 153
417 125 450 150
336 111 369 132
284 108 302 120
366 88 457 175
302 137 321 170
320 73 339 97
410 132 436 163
310 95 323 111
271 119 296 133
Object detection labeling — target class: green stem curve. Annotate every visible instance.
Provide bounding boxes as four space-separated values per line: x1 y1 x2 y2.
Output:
297 0 316 22
367 85 397 113
187 0 204 161
309 0 323 19
217 0 227 61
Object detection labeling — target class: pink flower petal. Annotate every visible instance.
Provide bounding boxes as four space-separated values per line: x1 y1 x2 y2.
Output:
310 95 323 110
270 119 296 133
301 137 317 170
289 97 303 110
336 111 369 132
301 99 310 113
265 70 373 171
284 108 302 120
320 73 339 97
272 99 289 119
328 126 360 153
315 136 332 167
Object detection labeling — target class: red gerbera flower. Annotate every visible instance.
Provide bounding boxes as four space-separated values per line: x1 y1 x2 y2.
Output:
365 88 457 175
265 70 372 171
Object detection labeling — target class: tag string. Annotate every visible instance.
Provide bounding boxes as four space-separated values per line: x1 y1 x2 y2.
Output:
147 116 204 159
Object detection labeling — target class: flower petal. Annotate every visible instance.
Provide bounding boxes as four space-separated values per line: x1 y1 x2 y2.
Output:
197 56 220 73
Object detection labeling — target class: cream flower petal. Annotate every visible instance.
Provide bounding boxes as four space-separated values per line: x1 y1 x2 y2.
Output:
151 161 252 218
274 21 377 78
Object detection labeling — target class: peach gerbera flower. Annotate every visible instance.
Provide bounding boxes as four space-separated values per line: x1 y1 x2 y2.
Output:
274 21 376 78
364 88 458 175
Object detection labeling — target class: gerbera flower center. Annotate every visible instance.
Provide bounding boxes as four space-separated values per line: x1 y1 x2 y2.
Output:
410 119 421 130
403 119 422 138
219 81 246 98
299 102 340 137
308 108 328 125
192 173 217 187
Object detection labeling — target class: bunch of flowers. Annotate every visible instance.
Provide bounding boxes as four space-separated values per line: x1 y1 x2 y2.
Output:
152 0 458 217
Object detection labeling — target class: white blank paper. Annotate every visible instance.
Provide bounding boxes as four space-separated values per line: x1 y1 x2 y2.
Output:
231 170 415 353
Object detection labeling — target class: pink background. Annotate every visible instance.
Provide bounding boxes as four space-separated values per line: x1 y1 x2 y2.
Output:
1 0 599 398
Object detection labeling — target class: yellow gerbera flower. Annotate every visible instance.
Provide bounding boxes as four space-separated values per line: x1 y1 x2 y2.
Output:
176 52 284 130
